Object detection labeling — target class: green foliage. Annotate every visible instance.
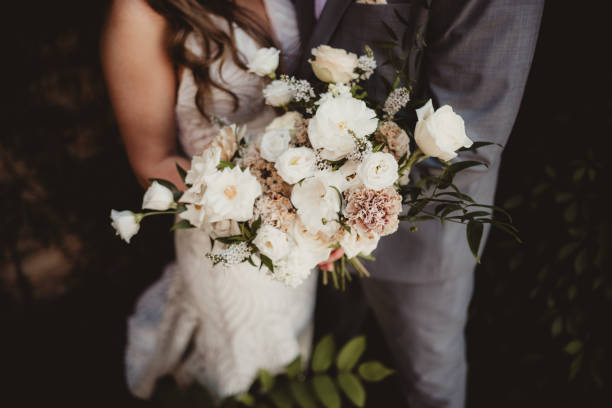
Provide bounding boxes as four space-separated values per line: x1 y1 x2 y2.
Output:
221 335 394 408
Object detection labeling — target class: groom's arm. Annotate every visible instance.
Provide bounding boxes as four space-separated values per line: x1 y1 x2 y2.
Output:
421 0 544 189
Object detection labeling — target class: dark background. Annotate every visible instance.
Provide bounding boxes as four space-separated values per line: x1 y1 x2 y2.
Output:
0 1 610 407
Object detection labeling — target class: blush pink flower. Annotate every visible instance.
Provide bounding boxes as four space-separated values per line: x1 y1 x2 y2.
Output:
343 186 402 236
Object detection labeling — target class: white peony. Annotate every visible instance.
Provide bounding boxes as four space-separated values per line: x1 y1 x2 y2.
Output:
253 224 292 262
260 129 291 162
308 94 378 161
179 204 207 228
201 166 262 222
275 147 316 184
357 152 398 190
291 174 341 235
110 210 141 243
263 80 293 107
265 111 303 133
414 99 473 161
339 229 380 259
247 47 280 77
142 181 175 211
309 45 358 84
181 147 221 205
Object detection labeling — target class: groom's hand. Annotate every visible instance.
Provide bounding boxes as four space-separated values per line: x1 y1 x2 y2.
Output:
318 248 345 272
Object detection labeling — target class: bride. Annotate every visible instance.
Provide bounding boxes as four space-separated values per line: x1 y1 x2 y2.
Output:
101 0 318 400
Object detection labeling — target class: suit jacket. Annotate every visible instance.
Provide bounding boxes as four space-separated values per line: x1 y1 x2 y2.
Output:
293 0 544 283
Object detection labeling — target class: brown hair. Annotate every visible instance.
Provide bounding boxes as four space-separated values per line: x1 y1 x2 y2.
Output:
146 0 274 118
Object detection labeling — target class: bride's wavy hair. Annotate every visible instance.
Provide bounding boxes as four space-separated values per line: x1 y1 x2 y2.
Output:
146 0 274 118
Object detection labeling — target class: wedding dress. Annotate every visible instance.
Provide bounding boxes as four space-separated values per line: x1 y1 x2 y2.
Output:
125 1 316 399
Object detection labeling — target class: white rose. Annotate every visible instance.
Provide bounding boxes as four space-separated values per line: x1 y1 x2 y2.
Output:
357 152 398 190
142 181 175 211
260 129 291 162
179 204 207 228
202 166 262 222
253 224 292 262
263 80 293 107
275 147 316 184
414 99 473 162
265 111 303 133
291 174 341 235
339 229 380 259
308 94 378 160
272 250 315 288
247 47 280 77
289 220 334 265
309 45 358 84
110 210 141 243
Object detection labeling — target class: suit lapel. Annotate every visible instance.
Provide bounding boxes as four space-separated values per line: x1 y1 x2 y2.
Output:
297 0 354 78
294 0 315 50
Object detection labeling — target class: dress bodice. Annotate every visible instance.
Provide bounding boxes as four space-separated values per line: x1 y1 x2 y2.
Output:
175 0 301 157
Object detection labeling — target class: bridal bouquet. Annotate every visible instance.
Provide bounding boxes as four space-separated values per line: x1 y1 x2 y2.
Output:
111 45 517 288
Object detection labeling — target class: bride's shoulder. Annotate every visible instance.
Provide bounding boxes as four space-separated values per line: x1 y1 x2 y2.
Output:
103 0 167 42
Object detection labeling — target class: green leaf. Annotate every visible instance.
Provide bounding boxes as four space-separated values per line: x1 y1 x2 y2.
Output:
148 178 178 192
217 160 236 170
336 336 366 372
260 254 274 273
357 361 395 382
457 141 500 153
337 373 365 407
312 335 336 373
268 387 293 408
564 340 583 355
236 393 255 406
551 316 563 337
312 375 341 408
259 369 275 393
289 382 317 408
176 163 188 182
445 160 485 175
251 216 263 236
286 356 303 380
466 220 483 262
170 219 195 231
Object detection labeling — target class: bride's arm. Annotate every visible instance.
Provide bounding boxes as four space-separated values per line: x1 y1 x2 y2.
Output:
101 0 190 189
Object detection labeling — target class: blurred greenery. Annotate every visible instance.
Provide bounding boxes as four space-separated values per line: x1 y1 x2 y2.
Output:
0 1 610 407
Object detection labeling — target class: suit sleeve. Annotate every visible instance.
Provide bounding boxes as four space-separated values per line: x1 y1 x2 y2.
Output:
420 0 544 190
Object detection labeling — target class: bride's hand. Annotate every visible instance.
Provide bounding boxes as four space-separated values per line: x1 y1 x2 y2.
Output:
317 248 345 272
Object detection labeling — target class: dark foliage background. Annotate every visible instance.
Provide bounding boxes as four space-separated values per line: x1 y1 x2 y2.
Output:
0 1 609 407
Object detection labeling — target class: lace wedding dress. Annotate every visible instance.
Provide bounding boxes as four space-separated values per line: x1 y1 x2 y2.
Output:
125 1 316 399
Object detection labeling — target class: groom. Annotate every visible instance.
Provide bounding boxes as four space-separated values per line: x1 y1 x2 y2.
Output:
293 0 544 407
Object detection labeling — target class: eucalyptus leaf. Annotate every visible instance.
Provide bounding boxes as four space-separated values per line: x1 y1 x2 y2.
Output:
312 335 336 373
289 381 317 408
312 375 341 408
336 336 366 372
357 361 395 382
337 373 365 407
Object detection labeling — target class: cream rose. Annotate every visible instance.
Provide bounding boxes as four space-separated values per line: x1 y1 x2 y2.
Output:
275 147 316 184
265 111 303 133
253 224 292 262
414 99 473 161
339 229 380 259
260 129 291 162
110 210 141 243
357 152 398 190
142 181 175 211
308 94 378 160
202 166 262 222
263 80 293 107
309 45 358 84
247 47 280 77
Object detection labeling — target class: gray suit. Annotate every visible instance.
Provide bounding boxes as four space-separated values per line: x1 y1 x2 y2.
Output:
294 0 544 406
